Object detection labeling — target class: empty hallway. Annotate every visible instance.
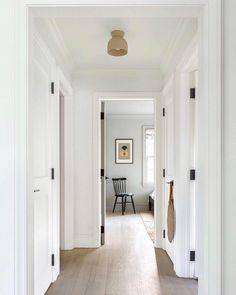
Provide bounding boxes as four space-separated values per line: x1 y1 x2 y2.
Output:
46 213 197 295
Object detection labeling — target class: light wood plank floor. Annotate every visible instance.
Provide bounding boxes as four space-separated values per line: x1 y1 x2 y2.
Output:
46 213 198 295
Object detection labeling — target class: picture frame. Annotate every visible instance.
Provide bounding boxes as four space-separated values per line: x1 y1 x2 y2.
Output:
115 139 133 164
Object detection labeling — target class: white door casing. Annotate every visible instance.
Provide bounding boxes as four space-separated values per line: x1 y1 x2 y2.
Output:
93 93 162 249
162 75 175 263
189 69 198 278
174 44 198 278
58 68 74 251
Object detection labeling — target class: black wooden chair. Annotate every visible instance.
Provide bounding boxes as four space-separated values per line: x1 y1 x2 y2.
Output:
112 178 136 215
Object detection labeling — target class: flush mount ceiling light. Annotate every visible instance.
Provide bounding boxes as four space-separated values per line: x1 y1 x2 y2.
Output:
107 30 128 57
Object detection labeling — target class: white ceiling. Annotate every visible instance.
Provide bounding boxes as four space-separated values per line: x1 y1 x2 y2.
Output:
33 6 197 72
54 17 187 69
105 101 154 116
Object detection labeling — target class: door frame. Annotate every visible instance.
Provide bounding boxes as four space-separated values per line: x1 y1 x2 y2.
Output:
173 39 199 278
58 68 75 252
14 1 221 295
92 92 162 248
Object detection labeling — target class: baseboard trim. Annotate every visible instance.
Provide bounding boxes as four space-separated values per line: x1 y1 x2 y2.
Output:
74 234 99 248
106 204 149 212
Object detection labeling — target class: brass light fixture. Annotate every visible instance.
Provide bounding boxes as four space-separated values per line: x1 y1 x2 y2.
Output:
107 30 128 56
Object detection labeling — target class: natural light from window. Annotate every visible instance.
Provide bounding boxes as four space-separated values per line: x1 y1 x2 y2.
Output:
143 126 155 187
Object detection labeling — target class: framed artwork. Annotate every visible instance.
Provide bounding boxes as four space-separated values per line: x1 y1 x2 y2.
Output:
115 139 133 164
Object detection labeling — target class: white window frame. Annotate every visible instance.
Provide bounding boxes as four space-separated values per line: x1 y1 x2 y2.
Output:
142 125 155 188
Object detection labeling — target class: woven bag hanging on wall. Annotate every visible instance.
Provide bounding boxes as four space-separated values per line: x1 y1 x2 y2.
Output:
167 181 175 243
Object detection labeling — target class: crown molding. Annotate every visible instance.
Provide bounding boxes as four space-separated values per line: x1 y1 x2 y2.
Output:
35 18 76 75
160 18 197 76
106 114 154 120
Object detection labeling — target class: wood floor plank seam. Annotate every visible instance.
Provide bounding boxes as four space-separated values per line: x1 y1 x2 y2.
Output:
46 212 197 295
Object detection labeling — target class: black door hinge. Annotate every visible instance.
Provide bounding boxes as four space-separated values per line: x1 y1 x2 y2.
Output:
51 82 55 94
190 251 195 262
51 254 55 266
163 169 166 178
162 108 165 117
163 229 166 239
190 88 195 99
101 169 104 177
101 112 104 120
51 168 55 180
101 226 105 234
190 169 195 180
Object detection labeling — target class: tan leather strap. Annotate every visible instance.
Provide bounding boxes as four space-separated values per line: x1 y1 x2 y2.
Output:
169 181 174 202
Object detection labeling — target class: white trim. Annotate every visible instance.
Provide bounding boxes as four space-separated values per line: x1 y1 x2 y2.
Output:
161 18 197 75
74 234 99 248
106 114 154 120
92 92 162 250
58 68 75 251
142 125 155 188
174 43 198 278
34 17 75 75
47 19 75 70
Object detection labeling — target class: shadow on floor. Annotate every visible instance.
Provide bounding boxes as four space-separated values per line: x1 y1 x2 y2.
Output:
155 248 198 295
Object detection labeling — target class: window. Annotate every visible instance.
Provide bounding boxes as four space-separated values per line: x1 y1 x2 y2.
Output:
143 126 155 187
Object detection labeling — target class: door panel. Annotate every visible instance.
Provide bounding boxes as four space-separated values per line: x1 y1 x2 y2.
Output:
33 58 53 295
34 180 52 295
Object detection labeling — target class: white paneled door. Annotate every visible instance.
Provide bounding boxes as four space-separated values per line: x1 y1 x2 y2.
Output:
32 39 58 295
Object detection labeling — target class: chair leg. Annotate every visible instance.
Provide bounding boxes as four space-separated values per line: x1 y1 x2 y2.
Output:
149 196 152 211
131 196 136 214
122 197 124 215
124 196 127 212
112 196 118 213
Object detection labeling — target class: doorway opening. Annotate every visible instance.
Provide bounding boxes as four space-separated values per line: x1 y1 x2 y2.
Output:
100 99 156 245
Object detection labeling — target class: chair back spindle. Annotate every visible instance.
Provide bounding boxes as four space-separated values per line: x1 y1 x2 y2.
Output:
112 178 127 195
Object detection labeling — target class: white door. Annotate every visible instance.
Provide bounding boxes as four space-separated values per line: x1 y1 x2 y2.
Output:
32 50 55 294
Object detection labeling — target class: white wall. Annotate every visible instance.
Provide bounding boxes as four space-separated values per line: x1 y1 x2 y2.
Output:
106 116 154 212
0 1 17 294
222 1 236 293
73 69 162 246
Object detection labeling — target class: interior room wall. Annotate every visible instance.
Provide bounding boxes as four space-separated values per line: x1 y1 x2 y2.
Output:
73 68 162 246
106 115 154 212
0 2 16 293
